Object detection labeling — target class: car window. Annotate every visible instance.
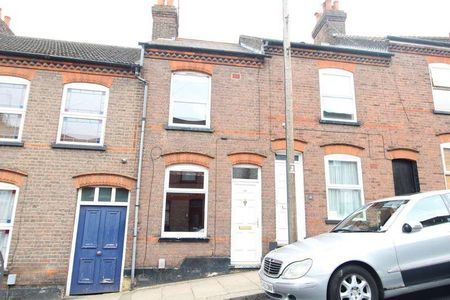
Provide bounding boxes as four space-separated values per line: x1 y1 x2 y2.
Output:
406 195 450 228
444 193 450 208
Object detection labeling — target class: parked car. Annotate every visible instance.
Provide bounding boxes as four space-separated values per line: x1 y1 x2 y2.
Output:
259 190 450 300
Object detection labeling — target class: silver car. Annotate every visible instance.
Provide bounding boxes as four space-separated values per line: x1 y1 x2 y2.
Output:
259 190 450 300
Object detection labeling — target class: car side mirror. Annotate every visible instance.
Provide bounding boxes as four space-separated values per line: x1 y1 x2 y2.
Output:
402 222 423 233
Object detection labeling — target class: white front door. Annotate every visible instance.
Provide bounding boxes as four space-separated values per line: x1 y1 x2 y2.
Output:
230 165 262 266
275 153 306 245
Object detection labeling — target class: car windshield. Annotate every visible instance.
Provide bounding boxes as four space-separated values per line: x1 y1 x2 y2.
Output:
332 199 409 233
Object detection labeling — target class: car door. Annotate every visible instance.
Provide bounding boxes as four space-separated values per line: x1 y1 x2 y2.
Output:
393 195 450 286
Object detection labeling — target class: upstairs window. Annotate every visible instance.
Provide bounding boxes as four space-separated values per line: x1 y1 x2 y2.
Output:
429 63 450 112
57 83 108 145
319 69 357 122
325 154 364 220
169 72 211 128
0 76 30 142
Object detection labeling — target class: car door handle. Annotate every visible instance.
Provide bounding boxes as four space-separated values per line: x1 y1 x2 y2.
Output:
96 250 103 256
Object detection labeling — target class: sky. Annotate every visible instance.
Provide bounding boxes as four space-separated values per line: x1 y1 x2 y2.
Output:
0 0 448 48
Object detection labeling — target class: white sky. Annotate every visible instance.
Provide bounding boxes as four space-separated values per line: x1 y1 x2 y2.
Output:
0 0 448 48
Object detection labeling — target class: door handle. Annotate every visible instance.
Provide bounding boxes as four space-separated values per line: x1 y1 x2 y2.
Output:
96 250 103 256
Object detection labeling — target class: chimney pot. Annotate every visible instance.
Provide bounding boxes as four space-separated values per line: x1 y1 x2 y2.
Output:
4 16 10 27
323 0 332 11
0 8 2 19
332 0 340 10
314 12 321 20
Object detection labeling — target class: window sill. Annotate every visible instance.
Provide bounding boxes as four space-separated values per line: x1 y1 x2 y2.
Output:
325 219 341 225
165 125 214 133
51 143 107 151
158 237 210 243
320 119 361 126
433 109 450 115
0 141 24 147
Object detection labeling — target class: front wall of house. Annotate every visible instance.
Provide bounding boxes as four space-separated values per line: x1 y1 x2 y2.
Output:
0 68 142 286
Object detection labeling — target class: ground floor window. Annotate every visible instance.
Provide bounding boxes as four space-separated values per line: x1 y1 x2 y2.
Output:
162 165 208 238
442 144 450 189
0 183 19 268
325 154 364 220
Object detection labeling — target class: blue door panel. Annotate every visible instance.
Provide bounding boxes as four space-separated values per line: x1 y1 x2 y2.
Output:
71 206 127 295
81 209 101 248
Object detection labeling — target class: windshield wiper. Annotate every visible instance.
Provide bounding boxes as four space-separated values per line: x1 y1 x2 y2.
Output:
332 228 353 233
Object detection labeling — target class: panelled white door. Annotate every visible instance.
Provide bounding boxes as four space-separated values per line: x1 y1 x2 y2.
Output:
275 153 306 245
230 165 262 266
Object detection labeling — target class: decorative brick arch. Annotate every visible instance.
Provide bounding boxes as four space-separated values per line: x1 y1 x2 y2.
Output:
228 152 267 167
72 173 136 190
271 138 307 153
317 61 356 73
62 72 113 88
169 61 214 76
437 133 450 144
426 56 450 65
321 143 364 157
162 152 214 168
387 148 419 161
0 168 28 187
0 66 35 81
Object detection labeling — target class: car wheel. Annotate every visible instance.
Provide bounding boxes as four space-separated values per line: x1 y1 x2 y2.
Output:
328 265 379 300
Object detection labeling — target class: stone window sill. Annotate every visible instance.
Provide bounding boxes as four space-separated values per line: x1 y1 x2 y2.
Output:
165 125 214 133
51 143 107 151
320 119 361 126
0 141 24 147
158 237 210 243
433 109 450 115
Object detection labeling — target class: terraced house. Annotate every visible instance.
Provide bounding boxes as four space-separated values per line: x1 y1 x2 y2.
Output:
1 0 450 298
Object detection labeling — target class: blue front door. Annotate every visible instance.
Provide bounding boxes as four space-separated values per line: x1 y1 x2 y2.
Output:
70 206 127 295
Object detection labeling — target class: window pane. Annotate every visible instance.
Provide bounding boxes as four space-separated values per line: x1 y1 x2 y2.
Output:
172 102 207 125
60 117 102 144
0 113 21 139
322 96 354 120
0 190 15 223
406 195 450 228
169 171 204 189
172 73 210 102
329 160 359 185
0 229 9 260
321 73 353 97
328 189 361 219
98 188 112 202
65 88 106 115
233 167 258 179
80 188 95 202
431 66 450 88
432 89 450 111
164 193 205 232
275 154 299 161
444 148 450 172
115 188 129 202
0 83 26 109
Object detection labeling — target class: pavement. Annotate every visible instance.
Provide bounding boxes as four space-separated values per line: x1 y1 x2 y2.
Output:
70 271 267 300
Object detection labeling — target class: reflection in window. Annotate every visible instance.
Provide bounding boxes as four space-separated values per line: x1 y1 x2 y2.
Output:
406 195 450 228
0 183 18 269
0 77 29 141
79 187 129 203
232 167 258 180
429 63 450 112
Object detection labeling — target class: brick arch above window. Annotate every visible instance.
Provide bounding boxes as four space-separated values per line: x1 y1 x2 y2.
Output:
0 168 28 187
437 133 450 144
169 61 214 76
62 72 113 88
271 138 307 153
387 148 419 161
72 173 136 190
317 61 356 73
321 143 364 157
0 66 35 81
162 152 214 168
228 152 267 167
425 56 450 65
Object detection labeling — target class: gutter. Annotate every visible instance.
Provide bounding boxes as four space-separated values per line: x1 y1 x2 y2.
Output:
130 44 148 289
387 35 450 48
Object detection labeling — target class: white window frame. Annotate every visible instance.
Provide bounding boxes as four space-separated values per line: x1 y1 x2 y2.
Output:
319 68 357 122
441 143 450 189
56 83 109 146
429 63 450 112
0 76 30 142
0 182 19 269
77 186 130 207
168 72 211 129
161 164 208 238
324 154 365 220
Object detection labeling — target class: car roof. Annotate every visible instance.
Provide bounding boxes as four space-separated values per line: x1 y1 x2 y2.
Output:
370 190 449 204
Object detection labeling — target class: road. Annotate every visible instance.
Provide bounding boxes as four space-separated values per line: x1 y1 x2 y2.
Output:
390 285 450 300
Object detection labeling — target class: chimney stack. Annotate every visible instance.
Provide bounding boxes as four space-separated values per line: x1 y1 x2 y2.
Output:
4 16 10 27
152 0 178 40
0 8 14 36
312 0 347 45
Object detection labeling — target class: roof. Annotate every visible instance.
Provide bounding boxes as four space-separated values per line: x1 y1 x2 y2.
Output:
0 18 13 36
0 34 141 66
143 38 265 57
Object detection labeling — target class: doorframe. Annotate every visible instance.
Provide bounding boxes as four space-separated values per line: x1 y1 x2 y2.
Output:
66 187 130 296
274 152 306 243
230 164 262 267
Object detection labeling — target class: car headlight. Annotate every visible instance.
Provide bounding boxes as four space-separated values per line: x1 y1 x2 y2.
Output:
281 259 313 279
